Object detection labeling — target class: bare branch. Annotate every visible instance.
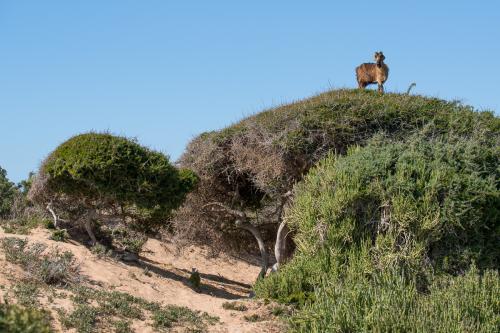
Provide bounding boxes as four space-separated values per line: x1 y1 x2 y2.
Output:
46 202 59 229
235 219 268 280
202 201 268 280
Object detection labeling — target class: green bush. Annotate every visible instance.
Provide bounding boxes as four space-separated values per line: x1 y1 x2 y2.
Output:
28 133 198 244
256 134 500 332
1 217 50 235
0 301 52 333
41 133 196 212
59 286 218 333
268 263 499 332
50 229 69 242
0 166 16 218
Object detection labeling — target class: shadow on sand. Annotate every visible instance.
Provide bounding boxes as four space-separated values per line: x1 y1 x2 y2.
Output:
121 256 252 300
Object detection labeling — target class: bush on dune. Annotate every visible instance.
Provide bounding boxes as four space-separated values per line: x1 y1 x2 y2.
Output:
29 132 198 246
255 132 500 332
173 88 499 279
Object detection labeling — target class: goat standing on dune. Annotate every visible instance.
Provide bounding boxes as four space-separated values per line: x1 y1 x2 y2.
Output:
356 51 389 93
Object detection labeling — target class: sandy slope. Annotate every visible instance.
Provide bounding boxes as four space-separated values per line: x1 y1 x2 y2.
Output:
0 227 285 333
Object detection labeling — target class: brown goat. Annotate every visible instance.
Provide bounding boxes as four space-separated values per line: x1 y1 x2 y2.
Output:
356 51 389 93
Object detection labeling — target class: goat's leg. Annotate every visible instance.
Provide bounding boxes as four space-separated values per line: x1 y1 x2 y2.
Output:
378 83 384 93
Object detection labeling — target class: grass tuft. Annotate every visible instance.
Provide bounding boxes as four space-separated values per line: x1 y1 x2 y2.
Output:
222 301 248 311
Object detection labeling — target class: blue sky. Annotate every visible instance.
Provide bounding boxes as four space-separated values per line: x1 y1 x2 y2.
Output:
1 1 499 183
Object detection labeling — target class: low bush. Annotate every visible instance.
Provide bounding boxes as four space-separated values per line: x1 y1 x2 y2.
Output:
90 243 112 258
60 286 218 333
1 237 79 286
222 301 248 311
0 216 50 235
50 229 69 242
12 281 40 307
0 301 52 333
109 226 147 254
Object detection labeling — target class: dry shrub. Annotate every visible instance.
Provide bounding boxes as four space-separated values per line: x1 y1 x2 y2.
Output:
1 237 79 286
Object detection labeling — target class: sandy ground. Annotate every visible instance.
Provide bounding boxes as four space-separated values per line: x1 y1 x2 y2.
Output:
0 227 285 333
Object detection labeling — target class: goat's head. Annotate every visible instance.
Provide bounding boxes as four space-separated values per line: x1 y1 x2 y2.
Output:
374 51 385 65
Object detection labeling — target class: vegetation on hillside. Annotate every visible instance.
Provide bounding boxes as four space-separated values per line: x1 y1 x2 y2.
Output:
0 237 219 333
1 237 79 286
28 132 198 246
173 89 499 280
0 168 51 237
0 167 16 218
2 88 499 332
255 131 499 331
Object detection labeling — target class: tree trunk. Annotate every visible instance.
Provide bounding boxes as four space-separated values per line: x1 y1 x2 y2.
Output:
272 191 293 272
46 202 59 229
83 210 97 245
235 219 268 280
203 202 269 281
272 220 290 271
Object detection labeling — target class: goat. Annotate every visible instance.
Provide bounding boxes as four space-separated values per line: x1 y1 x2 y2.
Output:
356 51 389 93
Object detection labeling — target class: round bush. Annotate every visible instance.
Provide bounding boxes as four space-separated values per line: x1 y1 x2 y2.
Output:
31 133 197 229
174 89 499 254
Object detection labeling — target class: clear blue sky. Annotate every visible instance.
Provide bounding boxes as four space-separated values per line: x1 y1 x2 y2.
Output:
1 1 499 183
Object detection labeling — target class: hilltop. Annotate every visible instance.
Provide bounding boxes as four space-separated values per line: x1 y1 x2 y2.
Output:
173 89 498 277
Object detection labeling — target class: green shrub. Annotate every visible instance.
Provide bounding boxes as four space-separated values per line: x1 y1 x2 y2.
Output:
110 227 147 254
256 133 500 332
274 265 499 333
90 243 112 258
59 304 99 333
41 133 196 210
0 217 50 235
151 305 203 330
0 166 16 218
0 301 52 333
243 314 261 322
50 229 69 242
28 132 198 245
113 320 133 333
62 286 218 333
222 301 248 311
12 281 40 307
